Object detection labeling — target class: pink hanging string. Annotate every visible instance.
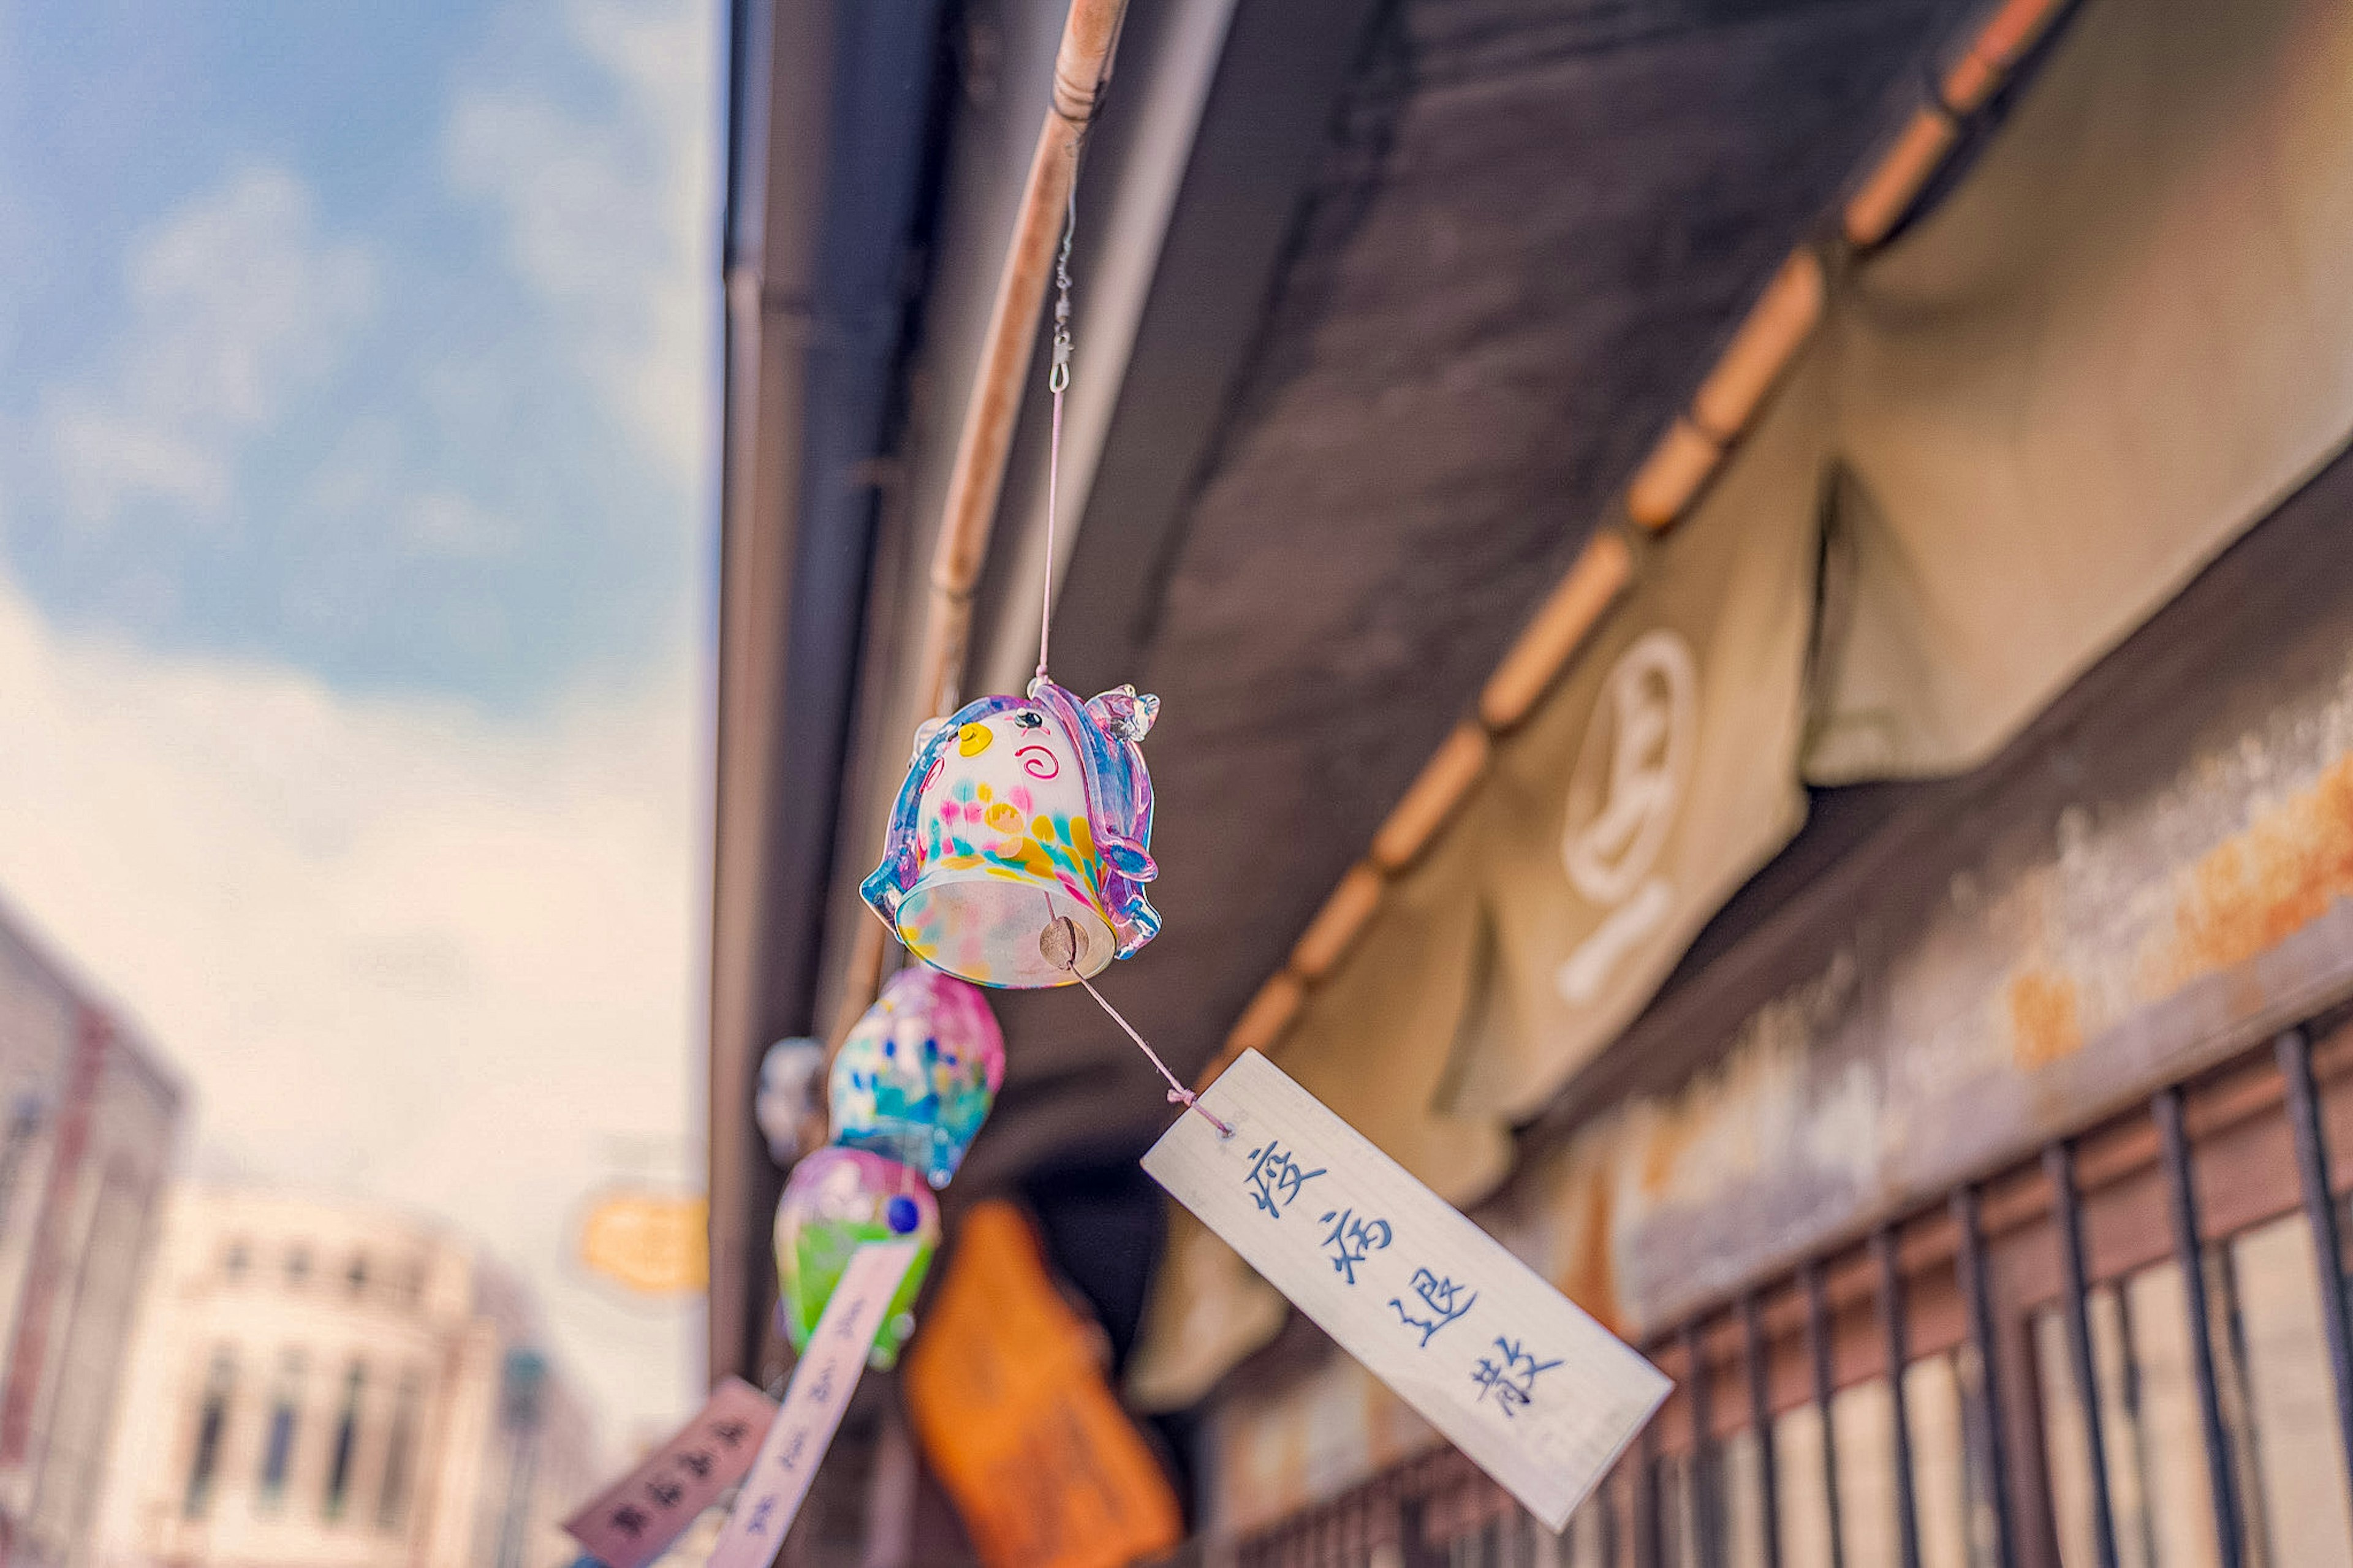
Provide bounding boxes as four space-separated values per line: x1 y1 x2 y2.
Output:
1040 907 1232 1138
1025 162 1229 1140
1075 973 1232 1136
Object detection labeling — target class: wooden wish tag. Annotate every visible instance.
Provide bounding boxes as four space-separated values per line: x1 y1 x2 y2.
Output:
705 1240 922 1568
563 1377 778 1568
1142 1050 1669 1531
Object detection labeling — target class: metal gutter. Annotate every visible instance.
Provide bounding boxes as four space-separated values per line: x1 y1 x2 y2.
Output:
708 0 829 1391
707 0 950 1385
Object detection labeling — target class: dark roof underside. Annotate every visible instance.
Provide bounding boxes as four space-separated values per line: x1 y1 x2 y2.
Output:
963 0 1971 1206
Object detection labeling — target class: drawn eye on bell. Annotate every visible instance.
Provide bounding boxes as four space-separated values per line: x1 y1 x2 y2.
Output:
1013 710 1045 730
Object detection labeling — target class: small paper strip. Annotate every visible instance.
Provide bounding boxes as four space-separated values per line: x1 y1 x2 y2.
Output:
1142 1050 1670 1531
706 1240 922 1568
563 1376 778 1568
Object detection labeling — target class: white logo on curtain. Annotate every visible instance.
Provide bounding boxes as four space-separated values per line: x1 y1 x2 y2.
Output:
1556 629 1697 1004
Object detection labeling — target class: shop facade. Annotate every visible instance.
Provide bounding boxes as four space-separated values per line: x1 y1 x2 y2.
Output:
707 0 2353 1561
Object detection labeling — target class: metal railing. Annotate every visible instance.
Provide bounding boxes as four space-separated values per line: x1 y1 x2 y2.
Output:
1229 1015 2353 1567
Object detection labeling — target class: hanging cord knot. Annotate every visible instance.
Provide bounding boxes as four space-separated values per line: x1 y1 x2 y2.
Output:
1040 915 1233 1138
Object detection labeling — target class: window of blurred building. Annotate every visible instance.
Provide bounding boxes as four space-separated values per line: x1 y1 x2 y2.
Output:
255 1350 303 1510
181 1349 235 1520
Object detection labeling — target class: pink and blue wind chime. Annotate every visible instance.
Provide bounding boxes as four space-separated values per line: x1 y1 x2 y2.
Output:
773 171 1230 1373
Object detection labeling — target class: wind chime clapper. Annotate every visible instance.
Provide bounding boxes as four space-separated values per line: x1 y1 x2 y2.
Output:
857 173 1231 1140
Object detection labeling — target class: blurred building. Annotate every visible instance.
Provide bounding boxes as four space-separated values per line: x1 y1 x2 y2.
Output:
86 1189 599 1568
0 900 182 1568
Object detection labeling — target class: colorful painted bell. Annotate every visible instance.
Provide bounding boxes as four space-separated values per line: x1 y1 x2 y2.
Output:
829 967 1004 1188
862 678 1160 988
773 1146 939 1369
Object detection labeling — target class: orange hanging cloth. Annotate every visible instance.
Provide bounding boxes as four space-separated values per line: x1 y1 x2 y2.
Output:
903 1200 1184 1568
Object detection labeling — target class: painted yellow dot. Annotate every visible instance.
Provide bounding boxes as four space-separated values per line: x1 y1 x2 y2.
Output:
957 723 993 756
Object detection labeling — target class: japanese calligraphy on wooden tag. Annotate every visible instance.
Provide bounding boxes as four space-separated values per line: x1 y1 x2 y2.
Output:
563 1376 777 1568
1142 1050 1670 1531
706 1240 921 1568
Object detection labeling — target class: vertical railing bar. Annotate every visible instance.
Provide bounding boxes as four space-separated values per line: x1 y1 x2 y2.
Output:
1871 1229 1923 1568
1741 1293 1783 1568
2153 1086 2244 1568
2277 1026 2353 1509
1637 1404 1662 1568
1597 1463 1617 1568
1949 1183 2018 1568
1400 1494 1424 1568
2044 1138 2120 1568
1804 1260 1847 1568
1682 1323 1722 1568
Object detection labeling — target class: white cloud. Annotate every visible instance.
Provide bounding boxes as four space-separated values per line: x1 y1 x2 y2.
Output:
44 167 377 529
446 0 718 483
0 571 703 1434
47 404 230 518
401 490 521 559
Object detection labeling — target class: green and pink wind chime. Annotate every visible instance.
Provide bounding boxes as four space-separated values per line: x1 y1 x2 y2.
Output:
773 176 1227 1373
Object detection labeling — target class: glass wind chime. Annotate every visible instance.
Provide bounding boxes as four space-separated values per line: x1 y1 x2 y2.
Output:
777 168 1229 1368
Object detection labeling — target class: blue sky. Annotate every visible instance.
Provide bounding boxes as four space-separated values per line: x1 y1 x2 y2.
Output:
0 0 711 708
0 0 719 1445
